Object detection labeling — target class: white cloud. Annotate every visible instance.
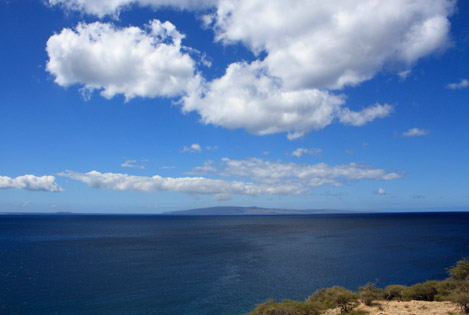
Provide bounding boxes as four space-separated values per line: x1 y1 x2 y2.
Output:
339 104 393 126
375 187 387 195
0 175 63 192
182 0 450 138
291 148 322 158
182 61 389 139
59 170 303 199
212 193 231 201
46 20 201 101
182 143 202 153
447 79 469 89
121 160 145 169
402 128 429 137
208 0 453 90
398 70 412 80
192 158 403 187
46 1 454 139
48 0 217 17
59 156 403 198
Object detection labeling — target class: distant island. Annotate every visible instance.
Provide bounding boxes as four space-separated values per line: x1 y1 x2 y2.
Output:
162 206 373 216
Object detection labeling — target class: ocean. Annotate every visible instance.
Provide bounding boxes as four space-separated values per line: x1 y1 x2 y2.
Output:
1 212 468 314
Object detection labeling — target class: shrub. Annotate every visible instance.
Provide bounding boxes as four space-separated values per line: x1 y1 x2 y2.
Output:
432 280 463 301
358 283 383 306
448 259 469 281
448 290 469 314
248 299 321 315
383 284 407 300
403 281 439 301
307 286 359 314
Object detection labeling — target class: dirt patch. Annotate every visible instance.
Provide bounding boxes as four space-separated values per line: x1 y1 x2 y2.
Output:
323 300 462 315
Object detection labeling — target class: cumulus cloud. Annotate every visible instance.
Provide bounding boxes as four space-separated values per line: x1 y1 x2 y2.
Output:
402 128 429 137
182 143 202 153
182 0 450 137
59 170 303 199
0 175 63 192
48 0 217 17
121 160 145 169
447 79 469 89
46 20 201 101
46 0 454 139
192 158 403 188
291 148 322 158
207 0 454 90
181 61 389 139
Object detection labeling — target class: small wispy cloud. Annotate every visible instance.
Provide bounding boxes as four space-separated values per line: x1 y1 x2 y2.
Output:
374 187 387 195
160 166 176 170
447 79 469 90
398 70 411 80
182 143 202 153
291 148 322 158
121 160 145 169
212 193 231 201
402 128 429 137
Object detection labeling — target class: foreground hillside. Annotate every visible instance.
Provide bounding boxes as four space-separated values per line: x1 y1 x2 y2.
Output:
323 300 459 315
248 259 469 315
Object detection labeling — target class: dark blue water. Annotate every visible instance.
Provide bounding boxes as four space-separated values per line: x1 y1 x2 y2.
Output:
1 213 469 314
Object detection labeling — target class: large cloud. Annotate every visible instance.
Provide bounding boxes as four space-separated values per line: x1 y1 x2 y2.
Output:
181 61 392 139
208 0 454 90
46 0 455 138
46 20 201 100
0 175 63 192
59 170 304 197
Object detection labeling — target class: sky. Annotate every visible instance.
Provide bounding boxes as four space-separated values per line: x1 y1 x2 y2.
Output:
0 0 468 213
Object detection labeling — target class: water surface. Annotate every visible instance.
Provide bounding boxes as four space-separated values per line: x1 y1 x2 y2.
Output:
1 212 468 314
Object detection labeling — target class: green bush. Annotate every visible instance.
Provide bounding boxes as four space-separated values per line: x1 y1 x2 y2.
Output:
383 284 407 300
248 299 321 315
432 280 464 301
358 283 383 305
448 259 469 281
247 259 469 314
403 281 440 301
307 286 359 314
448 290 469 314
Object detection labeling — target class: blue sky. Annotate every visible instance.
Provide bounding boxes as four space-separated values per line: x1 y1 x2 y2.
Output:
1 0 468 213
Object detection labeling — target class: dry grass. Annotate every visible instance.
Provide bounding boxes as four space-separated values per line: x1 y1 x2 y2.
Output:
322 300 462 315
